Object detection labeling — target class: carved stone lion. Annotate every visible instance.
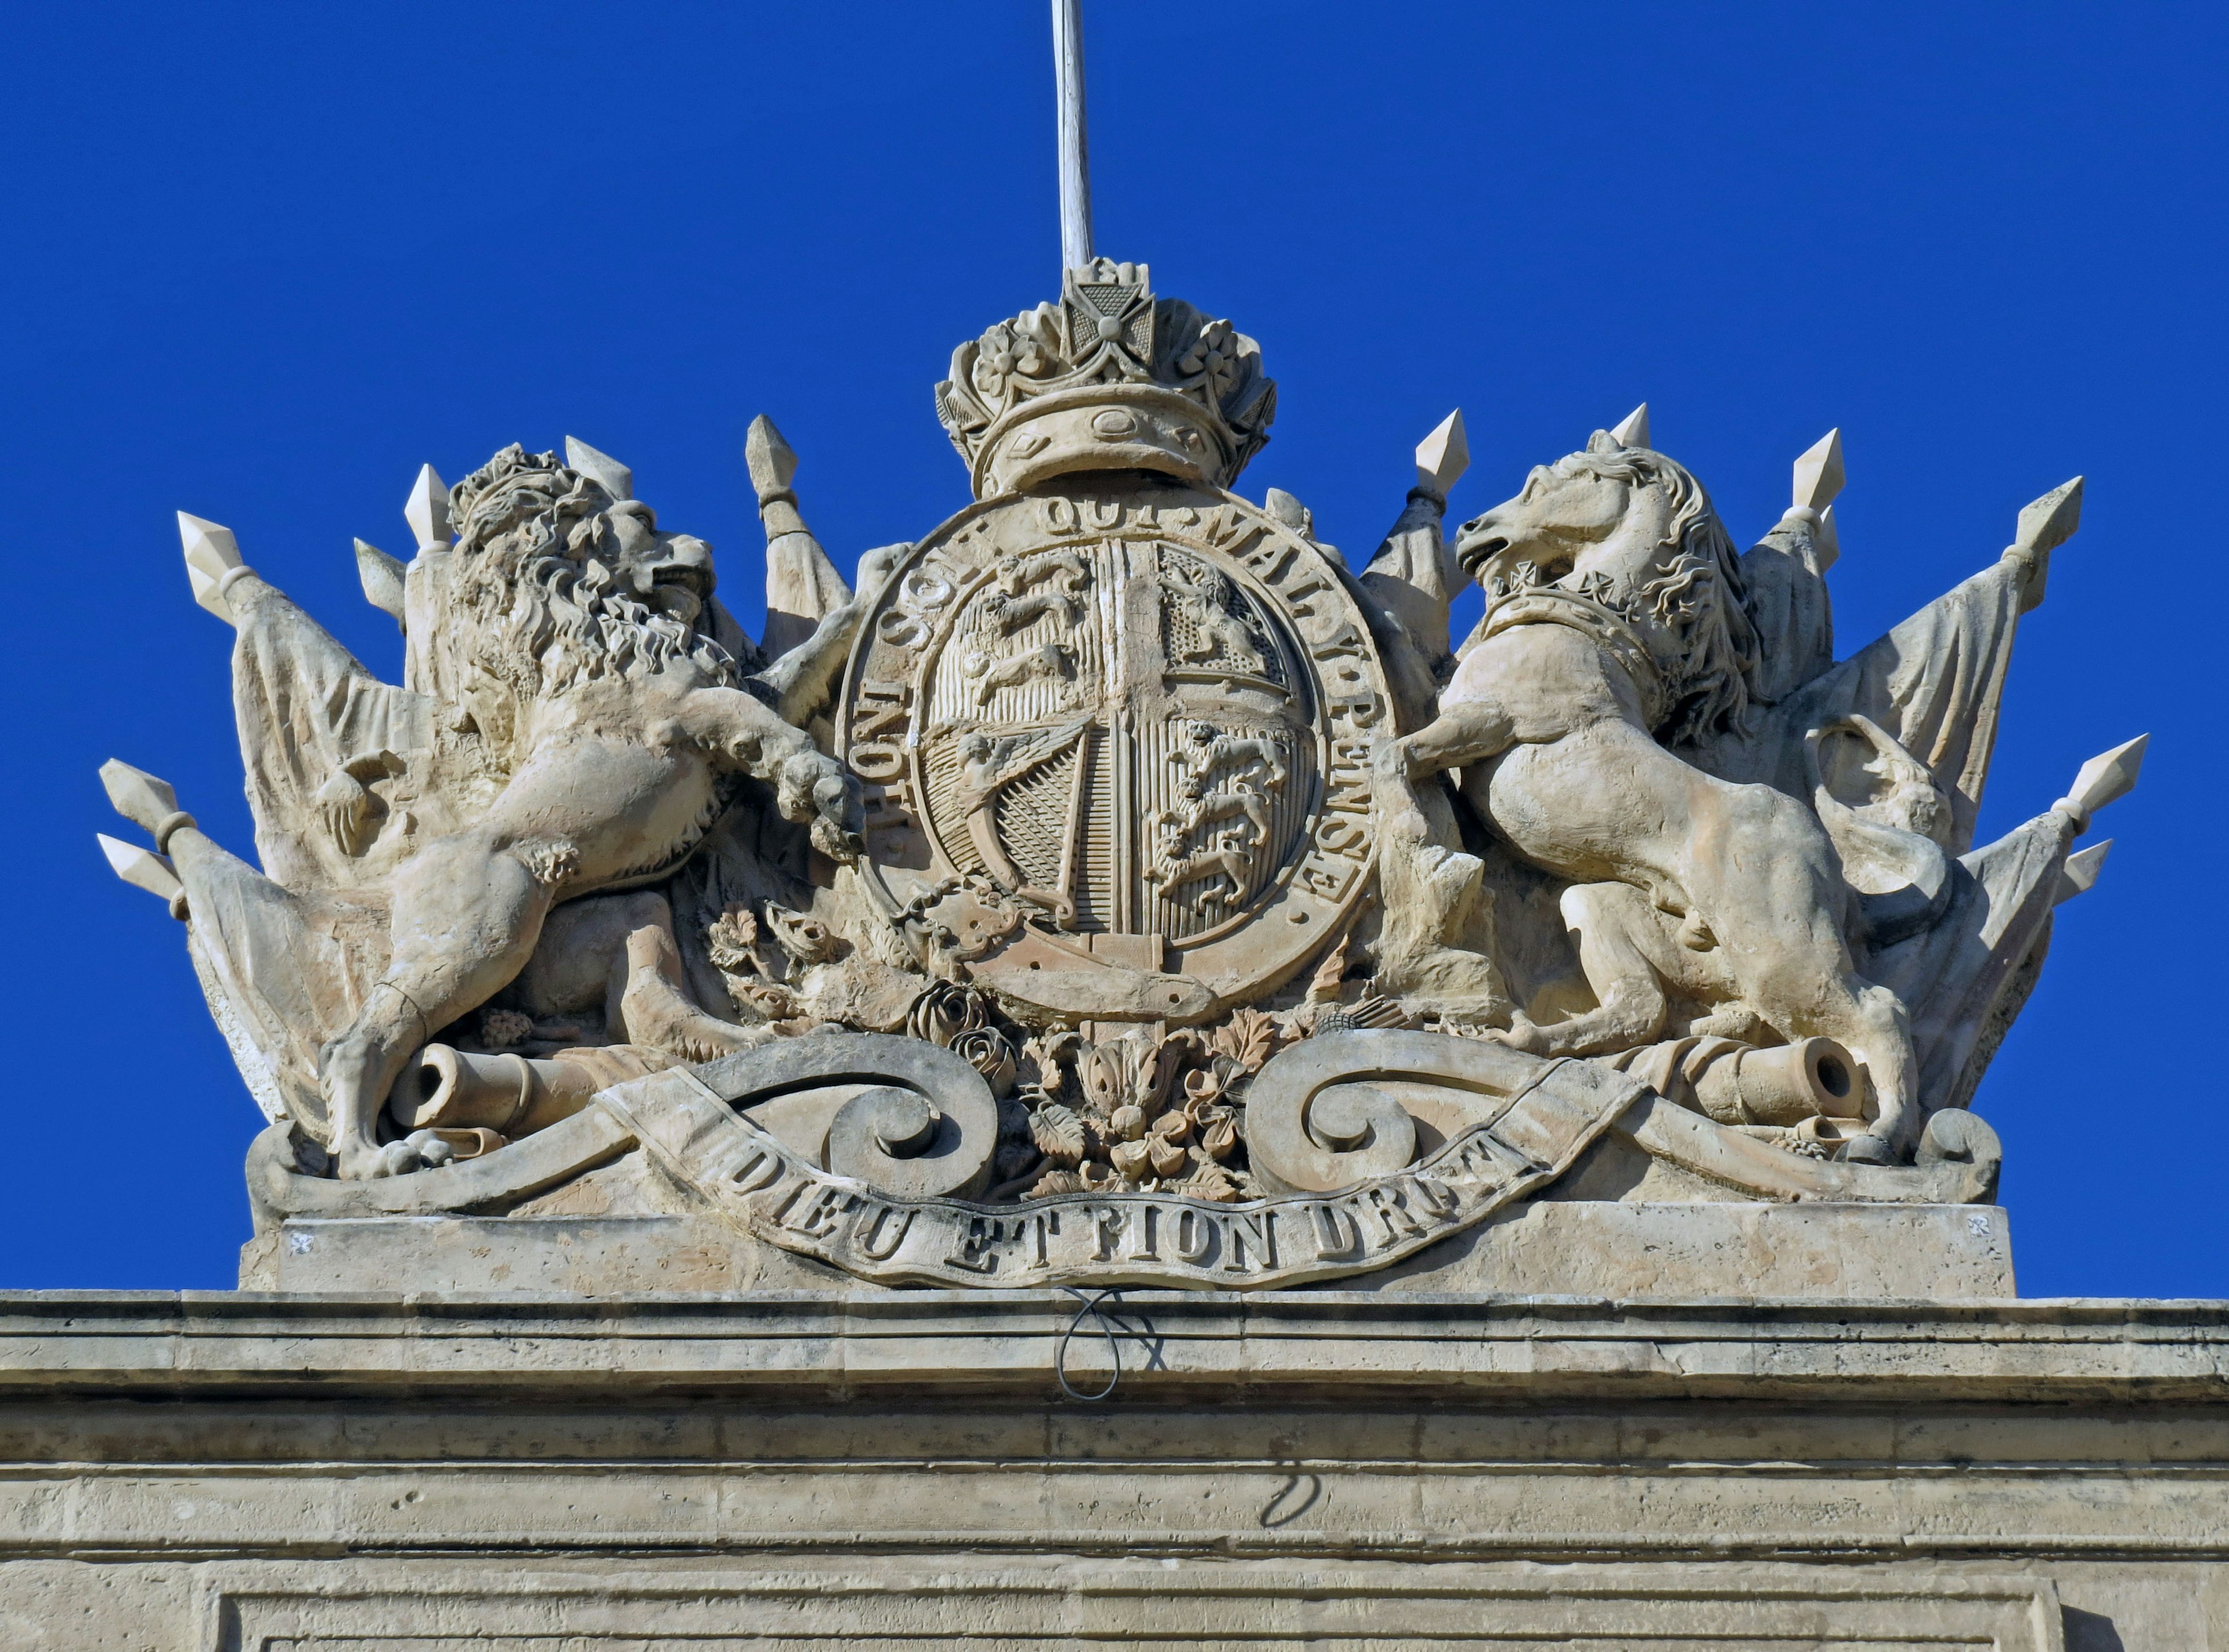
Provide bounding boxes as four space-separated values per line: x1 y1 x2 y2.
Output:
110 445 862 1180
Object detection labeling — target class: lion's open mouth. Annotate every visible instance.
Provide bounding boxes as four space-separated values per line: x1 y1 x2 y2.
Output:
1456 533 1510 576
648 569 708 625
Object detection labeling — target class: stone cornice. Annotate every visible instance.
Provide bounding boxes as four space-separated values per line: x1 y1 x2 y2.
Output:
0 1292 2222 1405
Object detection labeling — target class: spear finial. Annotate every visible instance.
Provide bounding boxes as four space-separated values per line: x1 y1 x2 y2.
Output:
1052 0 1092 270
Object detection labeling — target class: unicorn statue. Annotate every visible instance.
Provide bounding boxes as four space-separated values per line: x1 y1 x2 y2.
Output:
1370 413 2140 1166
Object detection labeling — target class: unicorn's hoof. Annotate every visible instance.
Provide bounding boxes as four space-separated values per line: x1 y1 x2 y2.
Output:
1842 1131 1900 1167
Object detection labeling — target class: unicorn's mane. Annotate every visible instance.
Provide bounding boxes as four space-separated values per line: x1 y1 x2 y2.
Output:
1547 444 1760 742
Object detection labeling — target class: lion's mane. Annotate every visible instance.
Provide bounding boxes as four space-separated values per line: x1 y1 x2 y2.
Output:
445 445 737 702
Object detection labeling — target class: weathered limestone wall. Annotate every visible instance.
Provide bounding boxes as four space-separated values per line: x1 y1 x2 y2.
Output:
0 1290 2223 1647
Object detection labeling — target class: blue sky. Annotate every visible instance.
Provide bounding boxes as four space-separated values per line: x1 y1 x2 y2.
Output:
8 2 2221 1295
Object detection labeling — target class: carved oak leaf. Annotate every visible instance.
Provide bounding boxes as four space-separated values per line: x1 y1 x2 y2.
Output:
1016 1033 1075 1103
1208 1008 1282 1074
1027 1101 1087 1168
1026 1168 1085 1199
1168 1160 1242 1203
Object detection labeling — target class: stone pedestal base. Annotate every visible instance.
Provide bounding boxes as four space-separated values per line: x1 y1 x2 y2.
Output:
0 1289 2221 1646
242 1200 2018 1300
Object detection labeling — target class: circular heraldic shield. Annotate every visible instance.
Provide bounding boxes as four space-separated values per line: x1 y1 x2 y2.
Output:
837 477 1390 1025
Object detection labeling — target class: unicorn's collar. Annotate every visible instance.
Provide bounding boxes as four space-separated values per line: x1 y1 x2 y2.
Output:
1480 586 1670 728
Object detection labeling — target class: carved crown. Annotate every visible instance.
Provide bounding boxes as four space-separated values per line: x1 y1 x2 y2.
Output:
935 259 1277 497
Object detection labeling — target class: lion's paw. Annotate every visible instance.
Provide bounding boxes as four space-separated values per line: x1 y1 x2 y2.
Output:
774 749 841 820
1484 1013 1554 1056
784 758 861 861
809 813 863 864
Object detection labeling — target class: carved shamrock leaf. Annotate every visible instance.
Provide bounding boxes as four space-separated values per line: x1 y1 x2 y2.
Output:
705 903 763 975
1018 1030 1080 1103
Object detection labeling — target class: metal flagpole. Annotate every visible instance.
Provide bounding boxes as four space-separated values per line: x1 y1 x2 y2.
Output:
1052 0 1093 270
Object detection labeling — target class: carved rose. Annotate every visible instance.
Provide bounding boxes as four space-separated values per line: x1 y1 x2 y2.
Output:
949 1026 1018 1098
907 981 990 1048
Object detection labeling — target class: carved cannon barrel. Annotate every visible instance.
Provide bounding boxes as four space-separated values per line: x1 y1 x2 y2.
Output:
386 1045 601 1140
1690 1037 1863 1127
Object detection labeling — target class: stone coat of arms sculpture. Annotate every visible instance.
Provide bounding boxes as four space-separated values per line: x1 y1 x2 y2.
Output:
97 251 2141 1292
